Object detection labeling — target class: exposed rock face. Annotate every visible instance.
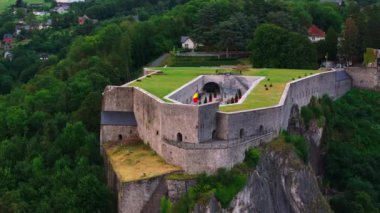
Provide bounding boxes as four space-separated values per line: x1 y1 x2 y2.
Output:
304 120 324 176
194 145 331 213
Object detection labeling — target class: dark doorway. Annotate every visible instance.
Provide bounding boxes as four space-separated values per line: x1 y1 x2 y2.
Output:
212 130 217 140
177 133 183 142
202 82 221 94
239 129 244 138
118 134 123 140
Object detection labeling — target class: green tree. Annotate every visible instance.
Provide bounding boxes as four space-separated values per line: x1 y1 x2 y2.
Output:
325 28 338 60
342 17 361 64
251 24 317 69
215 13 250 57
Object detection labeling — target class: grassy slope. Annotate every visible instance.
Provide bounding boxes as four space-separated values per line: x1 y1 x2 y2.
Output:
103 142 181 182
130 67 318 112
0 0 48 12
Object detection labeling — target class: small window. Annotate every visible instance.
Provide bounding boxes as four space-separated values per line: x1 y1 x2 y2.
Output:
156 130 159 135
259 125 264 133
212 130 217 140
177 133 183 142
118 134 123 140
239 129 244 139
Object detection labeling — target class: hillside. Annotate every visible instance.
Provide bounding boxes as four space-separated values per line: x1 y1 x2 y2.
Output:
0 0 379 211
0 0 48 12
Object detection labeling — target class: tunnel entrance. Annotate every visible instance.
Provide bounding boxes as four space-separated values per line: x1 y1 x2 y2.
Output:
202 82 221 94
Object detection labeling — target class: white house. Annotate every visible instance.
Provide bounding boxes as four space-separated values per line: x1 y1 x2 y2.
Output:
181 36 197 50
308 25 326 43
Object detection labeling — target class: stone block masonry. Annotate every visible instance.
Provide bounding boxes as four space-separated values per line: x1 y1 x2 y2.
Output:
346 67 379 89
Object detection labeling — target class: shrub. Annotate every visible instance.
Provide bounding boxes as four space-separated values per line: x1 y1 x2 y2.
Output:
160 197 172 213
171 148 260 211
244 148 260 167
283 132 309 163
301 106 313 125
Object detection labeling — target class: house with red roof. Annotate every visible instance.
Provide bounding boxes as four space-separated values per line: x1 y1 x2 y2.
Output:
308 25 326 43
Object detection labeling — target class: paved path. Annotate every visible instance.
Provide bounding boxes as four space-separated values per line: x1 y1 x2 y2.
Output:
148 53 169 67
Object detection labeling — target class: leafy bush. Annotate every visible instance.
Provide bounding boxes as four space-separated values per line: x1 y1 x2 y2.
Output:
283 132 309 163
160 197 172 213
321 89 380 212
244 148 260 167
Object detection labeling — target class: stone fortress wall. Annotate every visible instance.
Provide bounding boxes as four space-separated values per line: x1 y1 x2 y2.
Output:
101 70 352 174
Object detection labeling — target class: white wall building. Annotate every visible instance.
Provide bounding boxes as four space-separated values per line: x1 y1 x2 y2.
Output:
181 36 197 50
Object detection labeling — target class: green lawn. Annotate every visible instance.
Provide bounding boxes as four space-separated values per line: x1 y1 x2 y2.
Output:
129 67 319 112
0 0 48 12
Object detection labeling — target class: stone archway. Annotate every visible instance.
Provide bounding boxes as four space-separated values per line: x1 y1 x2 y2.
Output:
202 82 221 94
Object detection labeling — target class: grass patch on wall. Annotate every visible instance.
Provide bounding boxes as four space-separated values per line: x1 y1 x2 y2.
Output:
160 148 260 212
282 132 309 163
103 141 182 182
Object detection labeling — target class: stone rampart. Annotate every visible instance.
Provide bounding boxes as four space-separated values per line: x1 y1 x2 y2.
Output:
101 70 352 174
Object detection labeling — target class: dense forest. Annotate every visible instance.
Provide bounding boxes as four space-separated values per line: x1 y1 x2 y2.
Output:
301 90 380 212
323 90 380 212
0 0 379 211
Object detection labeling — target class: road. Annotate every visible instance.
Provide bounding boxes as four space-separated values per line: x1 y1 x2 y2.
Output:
148 53 169 67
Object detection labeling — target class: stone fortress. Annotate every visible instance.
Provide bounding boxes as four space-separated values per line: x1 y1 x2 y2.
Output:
100 69 356 173
100 66 379 212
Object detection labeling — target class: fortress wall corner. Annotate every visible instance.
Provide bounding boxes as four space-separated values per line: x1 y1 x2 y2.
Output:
161 103 200 143
100 86 136 148
197 103 219 142
133 88 162 152
102 86 134 111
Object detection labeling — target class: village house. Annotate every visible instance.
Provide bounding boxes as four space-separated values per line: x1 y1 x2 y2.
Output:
78 15 98 25
52 4 70 14
2 34 14 50
308 25 326 43
181 36 198 50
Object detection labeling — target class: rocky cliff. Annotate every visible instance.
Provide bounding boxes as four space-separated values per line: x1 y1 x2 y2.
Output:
194 141 331 213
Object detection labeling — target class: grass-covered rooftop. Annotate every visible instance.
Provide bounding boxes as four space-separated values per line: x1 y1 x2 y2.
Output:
129 67 319 112
103 142 182 182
